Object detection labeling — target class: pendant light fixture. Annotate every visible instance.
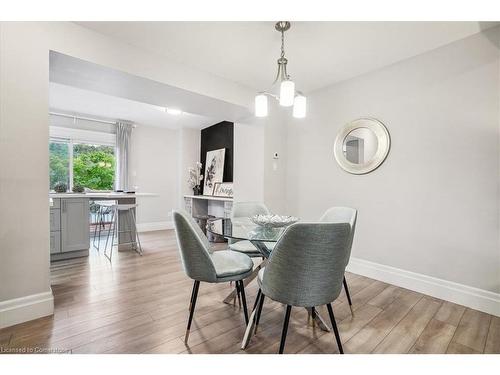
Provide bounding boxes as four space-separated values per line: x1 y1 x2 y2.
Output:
255 21 306 119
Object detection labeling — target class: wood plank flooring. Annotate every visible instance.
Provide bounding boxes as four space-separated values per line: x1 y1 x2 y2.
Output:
0 230 498 354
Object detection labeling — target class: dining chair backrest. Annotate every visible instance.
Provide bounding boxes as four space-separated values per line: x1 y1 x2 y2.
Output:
230 202 271 245
261 222 351 307
319 207 357 267
172 210 217 283
231 201 270 219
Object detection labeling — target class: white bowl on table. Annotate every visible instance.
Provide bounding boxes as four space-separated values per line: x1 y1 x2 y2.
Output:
250 214 299 228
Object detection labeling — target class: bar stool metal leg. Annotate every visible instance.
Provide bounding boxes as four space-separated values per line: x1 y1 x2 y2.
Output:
97 206 103 251
104 208 116 261
92 205 101 250
130 209 143 255
127 211 136 251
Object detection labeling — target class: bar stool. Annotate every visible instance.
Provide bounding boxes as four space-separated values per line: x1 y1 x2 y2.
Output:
90 201 99 247
92 200 115 251
103 203 143 261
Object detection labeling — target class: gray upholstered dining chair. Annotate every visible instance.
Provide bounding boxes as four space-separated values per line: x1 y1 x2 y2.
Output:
253 222 352 354
229 201 274 257
320 207 357 314
172 209 254 343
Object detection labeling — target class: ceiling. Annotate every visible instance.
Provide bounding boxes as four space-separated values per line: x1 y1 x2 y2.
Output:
49 51 251 128
76 21 497 93
50 82 216 129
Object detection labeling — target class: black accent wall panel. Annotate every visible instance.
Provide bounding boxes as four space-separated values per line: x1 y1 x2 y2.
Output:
200 121 233 194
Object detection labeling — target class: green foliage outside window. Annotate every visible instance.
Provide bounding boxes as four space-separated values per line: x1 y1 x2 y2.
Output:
49 142 69 189
73 144 115 190
49 141 115 191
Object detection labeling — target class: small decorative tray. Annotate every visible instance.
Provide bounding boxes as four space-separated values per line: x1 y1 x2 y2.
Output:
250 214 299 228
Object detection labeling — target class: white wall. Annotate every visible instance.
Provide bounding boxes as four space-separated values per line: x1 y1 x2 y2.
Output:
261 103 289 213
130 125 179 230
233 121 265 202
0 21 253 328
286 29 500 301
177 127 201 206
0 23 53 328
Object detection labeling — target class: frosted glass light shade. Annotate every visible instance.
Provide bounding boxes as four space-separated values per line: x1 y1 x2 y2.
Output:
293 95 307 118
255 94 268 117
279 80 295 107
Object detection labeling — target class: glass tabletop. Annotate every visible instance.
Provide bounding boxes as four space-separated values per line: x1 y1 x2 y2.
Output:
206 218 287 243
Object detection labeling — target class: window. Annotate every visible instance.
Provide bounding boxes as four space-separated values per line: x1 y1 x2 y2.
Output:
49 139 116 191
49 140 70 190
73 143 115 190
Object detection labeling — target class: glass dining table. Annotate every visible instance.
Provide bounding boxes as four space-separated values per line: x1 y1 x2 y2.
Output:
207 217 332 349
208 217 286 256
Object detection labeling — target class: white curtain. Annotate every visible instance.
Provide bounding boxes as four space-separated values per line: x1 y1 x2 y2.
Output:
115 122 133 191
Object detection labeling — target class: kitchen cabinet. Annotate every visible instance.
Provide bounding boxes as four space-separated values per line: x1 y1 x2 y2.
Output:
61 198 90 253
50 198 90 261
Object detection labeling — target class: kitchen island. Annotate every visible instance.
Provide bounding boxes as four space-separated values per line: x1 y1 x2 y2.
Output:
49 192 156 261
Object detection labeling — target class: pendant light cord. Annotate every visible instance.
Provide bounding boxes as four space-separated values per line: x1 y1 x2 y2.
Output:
281 29 285 58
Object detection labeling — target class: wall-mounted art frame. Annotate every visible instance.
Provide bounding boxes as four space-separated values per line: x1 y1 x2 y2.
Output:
203 148 225 195
213 182 233 198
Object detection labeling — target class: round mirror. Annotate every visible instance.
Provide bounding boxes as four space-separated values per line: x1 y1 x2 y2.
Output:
343 127 379 164
334 118 390 174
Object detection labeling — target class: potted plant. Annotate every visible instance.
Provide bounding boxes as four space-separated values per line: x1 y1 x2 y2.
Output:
53 182 68 193
72 184 85 193
188 162 204 195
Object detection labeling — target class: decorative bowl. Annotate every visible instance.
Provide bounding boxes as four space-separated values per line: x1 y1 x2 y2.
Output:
250 214 299 228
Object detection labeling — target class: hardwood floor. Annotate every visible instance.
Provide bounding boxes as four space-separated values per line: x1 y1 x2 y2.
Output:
0 230 498 354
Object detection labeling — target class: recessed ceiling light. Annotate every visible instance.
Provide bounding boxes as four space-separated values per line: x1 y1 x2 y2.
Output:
166 108 182 115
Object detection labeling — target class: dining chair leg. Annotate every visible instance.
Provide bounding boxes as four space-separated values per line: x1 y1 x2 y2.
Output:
238 281 249 324
343 276 354 315
252 289 262 312
235 281 241 306
188 280 197 311
278 305 292 354
254 292 265 333
185 280 200 343
311 306 316 327
326 303 344 354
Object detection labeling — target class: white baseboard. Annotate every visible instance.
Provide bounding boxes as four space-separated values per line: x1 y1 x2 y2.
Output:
137 221 173 233
0 290 54 329
346 257 500 317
